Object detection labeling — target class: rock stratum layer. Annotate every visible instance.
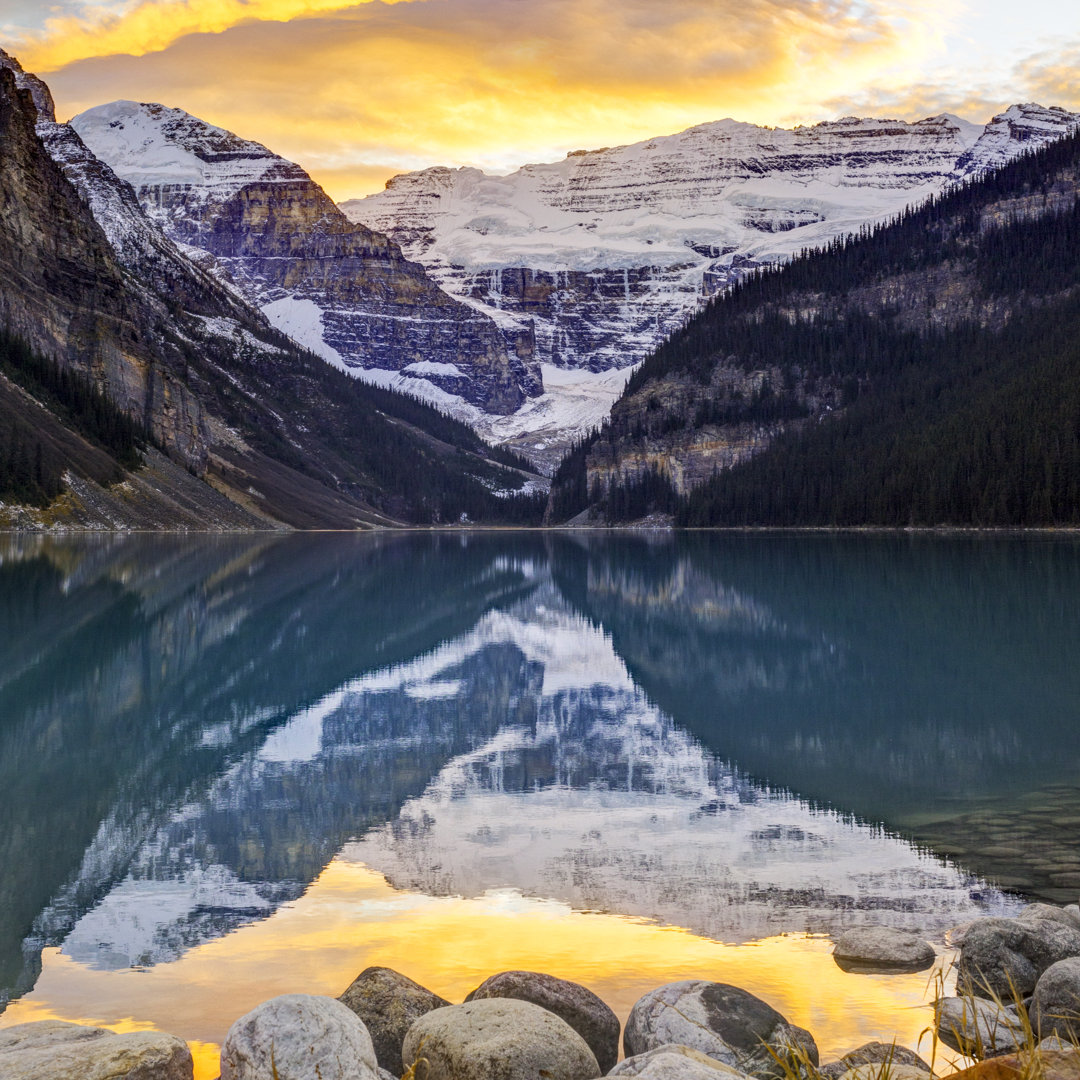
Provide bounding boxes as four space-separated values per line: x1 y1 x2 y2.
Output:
0 52 542 528
343 105 1079 452
71 101 539 414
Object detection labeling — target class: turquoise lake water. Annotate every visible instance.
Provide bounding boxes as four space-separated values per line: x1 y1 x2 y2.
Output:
2 531 1078 1069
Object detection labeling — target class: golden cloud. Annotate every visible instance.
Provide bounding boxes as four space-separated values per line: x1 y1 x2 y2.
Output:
1015 43 1080 112
29 0 963 199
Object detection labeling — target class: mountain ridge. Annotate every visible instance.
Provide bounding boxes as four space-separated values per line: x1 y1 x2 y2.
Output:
343 104 1079 459
548 127 1080 527
0 53 546 529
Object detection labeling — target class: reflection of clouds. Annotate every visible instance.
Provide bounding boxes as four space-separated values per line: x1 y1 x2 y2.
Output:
25 0 954 199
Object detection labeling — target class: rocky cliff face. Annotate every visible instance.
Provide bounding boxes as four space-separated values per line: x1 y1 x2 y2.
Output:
0 55 542 528
345 106 1079 448
567 131 1080 517
71 101 539 414
0 56 213 468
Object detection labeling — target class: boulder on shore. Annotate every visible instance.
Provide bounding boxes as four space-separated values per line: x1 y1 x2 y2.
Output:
832 929 936 973
1032 956 1080 1042
339 966 450 1076
609 1043 753 1078
0 1020 192 1080
956 910 1080 1000
819 1041 932 1079
220 994 379 1080
466 970 620 1073
936 995 1023 1059
623 981 818 1079
402 998 600 1080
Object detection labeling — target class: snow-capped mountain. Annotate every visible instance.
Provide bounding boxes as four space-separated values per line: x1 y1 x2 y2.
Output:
71 101 539 414
344 105 1079 459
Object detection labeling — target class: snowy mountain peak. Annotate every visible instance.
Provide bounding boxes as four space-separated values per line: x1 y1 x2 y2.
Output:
71 100 306 195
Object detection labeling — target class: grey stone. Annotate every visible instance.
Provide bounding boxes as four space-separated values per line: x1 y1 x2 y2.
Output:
1033 957 1080 1041
220 994 379 1080
1065 907 1080 928
836 1067 931 1080
402 998 600 1080
339 966 450 1076
1038 1037 1077 1052
608 1044 752 1078
832 929 936 973
465 970 619 1073
1021 906 1080 929
936 995 1024 1058
957 915 1080 1000
623 981 818 1079
0 1020 192 1080
818 1041 932 1079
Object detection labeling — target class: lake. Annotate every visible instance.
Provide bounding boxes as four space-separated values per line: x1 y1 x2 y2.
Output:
2 530 1079 1078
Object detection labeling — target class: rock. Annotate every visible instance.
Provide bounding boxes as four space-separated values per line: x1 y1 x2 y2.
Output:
379 1070 397 1080
1038 1038 1076 1052
818 1041 933 1079
402 998 600 1080
832 929 936 973
936 996 1024 1058
957 915 1080 999
1020 905 1080 929
465 970 619 1073
837 1066 932 1080
220 994 379 1080
943 1048 1080 1080
0 1020 192 1080
339 966 450 1076
608 1044 752 1078
1066 907 1080 928
623 981 818 1079
1033 957 1080 1041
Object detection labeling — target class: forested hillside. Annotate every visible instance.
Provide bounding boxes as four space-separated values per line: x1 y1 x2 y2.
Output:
550 130 1080 527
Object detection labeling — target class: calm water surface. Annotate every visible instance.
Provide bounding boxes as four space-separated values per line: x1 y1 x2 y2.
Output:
2 531 1079 1077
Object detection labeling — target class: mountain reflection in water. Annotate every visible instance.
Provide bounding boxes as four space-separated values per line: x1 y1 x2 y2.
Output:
2 530 1078 1035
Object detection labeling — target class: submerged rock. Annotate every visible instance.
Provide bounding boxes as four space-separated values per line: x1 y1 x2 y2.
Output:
623 981 818 1078
609 1044 752 1078
832 928 936 973
1032 957 1080 1041
220 994 378 1080
466 970 619 1073
0 1020 192 1080
339 966 450 1076
402 998 600 1080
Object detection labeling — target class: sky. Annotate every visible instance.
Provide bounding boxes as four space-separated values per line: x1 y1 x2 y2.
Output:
2 0 1079 201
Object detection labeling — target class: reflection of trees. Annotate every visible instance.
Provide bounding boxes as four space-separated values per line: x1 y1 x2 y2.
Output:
551 533 1080 825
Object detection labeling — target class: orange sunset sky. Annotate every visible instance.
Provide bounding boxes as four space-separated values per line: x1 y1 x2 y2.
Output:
2 0 1079 201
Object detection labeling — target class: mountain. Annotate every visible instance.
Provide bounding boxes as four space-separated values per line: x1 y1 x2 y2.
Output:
0 53 545 528
70 101 540 415
548 127 1080 527
345 106 1079 460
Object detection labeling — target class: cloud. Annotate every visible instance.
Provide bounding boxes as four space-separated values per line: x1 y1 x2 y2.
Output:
25 0 963 199
1015 41 1080 111
820 36 1080 125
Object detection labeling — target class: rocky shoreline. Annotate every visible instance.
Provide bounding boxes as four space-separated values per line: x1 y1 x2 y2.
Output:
3 903 1080 1080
